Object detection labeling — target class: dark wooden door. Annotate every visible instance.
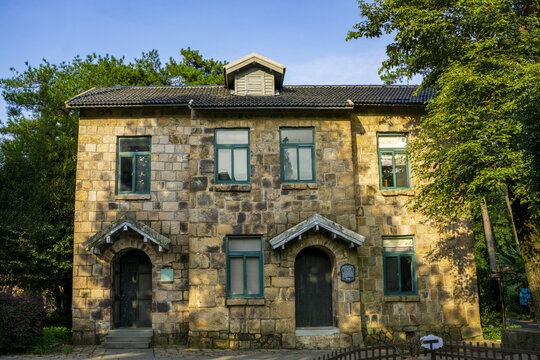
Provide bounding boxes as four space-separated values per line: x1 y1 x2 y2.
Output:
295 247 333 327
114 250 152 327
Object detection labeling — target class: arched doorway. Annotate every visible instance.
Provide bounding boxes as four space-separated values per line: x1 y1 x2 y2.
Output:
295 247 333 327
113 249 152 328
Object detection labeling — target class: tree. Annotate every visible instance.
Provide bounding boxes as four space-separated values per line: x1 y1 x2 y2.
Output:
348 0 540 325
0 49 226 312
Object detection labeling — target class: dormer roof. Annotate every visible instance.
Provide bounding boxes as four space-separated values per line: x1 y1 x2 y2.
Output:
223 53 286 90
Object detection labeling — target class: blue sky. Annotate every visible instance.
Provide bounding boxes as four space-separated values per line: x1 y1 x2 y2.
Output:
0 0 406 122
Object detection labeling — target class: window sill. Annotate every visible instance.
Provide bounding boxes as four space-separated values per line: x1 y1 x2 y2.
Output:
384 295 420 302
226 298 265 306
115 194 151 200
214 184 251 192
380 189 415 197
281 183 318 190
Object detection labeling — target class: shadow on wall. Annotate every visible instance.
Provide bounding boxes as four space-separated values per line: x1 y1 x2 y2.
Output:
423 218 479 305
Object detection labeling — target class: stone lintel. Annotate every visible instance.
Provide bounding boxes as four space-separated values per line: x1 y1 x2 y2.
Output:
225 298 265 306
214 184 252 192
383 295 421 302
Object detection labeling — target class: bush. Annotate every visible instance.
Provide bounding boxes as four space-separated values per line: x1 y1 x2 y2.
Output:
33 326 72 354
0 290 47 353
46 309 72 328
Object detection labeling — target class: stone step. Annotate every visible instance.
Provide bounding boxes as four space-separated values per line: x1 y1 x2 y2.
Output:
103 328 153 349
103 341 150 349
107 328 153 337
105 336 151 342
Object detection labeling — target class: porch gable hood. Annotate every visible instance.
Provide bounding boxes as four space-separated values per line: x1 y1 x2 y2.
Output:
83 216 171 255
269 213 365 250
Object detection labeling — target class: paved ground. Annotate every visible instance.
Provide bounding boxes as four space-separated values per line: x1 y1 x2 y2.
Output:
0 346 327 360
507 318 539 329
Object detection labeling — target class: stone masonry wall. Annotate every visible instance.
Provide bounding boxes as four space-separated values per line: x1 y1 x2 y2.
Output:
73 108 192 344
72 105 482 348
187 109 361 349
352 106 482 341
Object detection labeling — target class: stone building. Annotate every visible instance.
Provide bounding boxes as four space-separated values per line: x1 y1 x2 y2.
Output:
67 53 482 349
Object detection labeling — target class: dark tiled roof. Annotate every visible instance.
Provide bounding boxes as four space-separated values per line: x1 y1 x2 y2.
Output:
66 85 435 108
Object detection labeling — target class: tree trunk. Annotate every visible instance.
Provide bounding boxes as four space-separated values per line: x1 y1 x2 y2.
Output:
510 194 540 326
500 186 520 248
481 197 498 273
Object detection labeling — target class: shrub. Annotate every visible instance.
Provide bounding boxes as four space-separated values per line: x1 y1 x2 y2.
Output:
33 326 72 354
0 290 47 353
46 309 72 328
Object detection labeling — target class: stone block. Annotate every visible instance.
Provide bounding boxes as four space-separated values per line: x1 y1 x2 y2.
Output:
270 301 294 319
261 319 275 334
190 269 218 285
189 308 229 331
271 276 294 288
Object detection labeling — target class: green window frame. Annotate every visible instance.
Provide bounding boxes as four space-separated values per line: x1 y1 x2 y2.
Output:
280 128 315 183
117 137 151 194
215 129 250 184
226 235 264 298
383 236 417 295
377 133 411 189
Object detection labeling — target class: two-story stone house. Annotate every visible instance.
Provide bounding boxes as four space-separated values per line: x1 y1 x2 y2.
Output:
67 53 482 349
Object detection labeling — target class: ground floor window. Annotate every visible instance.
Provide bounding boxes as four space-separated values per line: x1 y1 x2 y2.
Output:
383 236 416 295
226 235 263 298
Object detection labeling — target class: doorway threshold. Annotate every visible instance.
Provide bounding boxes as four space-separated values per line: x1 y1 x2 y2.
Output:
295 327 340 336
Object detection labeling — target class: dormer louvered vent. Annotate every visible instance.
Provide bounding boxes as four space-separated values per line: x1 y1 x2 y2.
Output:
224 53 286 96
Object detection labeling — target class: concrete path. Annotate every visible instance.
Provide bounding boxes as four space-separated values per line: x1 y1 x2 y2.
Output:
507 318 539 329
0 346 327 360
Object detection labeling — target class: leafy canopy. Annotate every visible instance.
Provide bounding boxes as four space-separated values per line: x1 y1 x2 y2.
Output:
348 0 540 325
348 0 540 220
0 48 226 310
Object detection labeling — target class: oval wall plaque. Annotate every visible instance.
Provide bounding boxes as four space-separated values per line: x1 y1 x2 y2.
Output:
340 264 355 283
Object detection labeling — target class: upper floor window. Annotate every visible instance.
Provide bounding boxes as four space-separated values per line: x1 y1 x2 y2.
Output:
226 235 263 298
280 128 315 183
215 129 250 184
377 134 410 189
117 137 151 194
383 236 416 295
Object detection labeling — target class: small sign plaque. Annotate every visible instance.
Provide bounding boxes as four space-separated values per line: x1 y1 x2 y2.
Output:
161 268 174 283
520 288 531 306
340 264 355 283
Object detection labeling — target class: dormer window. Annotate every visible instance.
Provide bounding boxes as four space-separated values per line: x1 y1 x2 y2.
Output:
224 53 286 96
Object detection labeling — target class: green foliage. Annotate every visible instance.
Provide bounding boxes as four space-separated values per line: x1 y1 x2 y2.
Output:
348 0 540 325
0 290 47 353
0 48 226 311
33 326 72 354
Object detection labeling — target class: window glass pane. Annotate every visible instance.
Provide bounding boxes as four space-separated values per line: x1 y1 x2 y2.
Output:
120 156 133 192
233 148 248 181
120 137 150 152
230 258 244 295
381 153 394 187
135 156 148 193
400 255 413 292
246 258 260 295
281 129 313 144
298 147 313 180
283 148 298 180
217 149 232 181
216 130 249 145
395 153 408 187
229 238 261 252
385 256 400 293
379 135 407 148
